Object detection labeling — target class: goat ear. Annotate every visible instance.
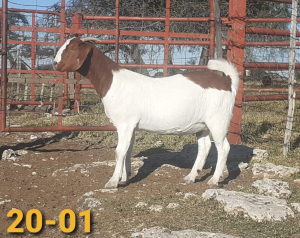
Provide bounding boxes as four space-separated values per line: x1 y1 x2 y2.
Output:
74 42 92 70
59 40 92 72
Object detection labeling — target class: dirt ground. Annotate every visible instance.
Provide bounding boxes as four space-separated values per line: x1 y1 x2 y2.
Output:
0 131 299 238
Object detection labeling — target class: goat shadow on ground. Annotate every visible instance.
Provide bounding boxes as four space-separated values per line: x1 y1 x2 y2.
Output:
130 143 254 185
0 131 88 159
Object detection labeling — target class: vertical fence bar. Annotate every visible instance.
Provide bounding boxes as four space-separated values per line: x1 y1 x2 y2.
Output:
227 0 246 144
31 12 36 102
163 0 170 76
58 83 63 126
1 0 8 131
115 0 120 63
283 0 298 155
72 13 83 114
209 0 216 59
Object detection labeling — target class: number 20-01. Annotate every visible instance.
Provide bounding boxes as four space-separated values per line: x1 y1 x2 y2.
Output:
7 209 91 233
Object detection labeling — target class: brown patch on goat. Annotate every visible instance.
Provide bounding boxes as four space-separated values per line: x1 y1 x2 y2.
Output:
57 38 121 98
184 70 232 91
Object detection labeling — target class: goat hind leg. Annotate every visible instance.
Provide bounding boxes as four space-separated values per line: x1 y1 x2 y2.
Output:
207 137 230 186
184 130 211 183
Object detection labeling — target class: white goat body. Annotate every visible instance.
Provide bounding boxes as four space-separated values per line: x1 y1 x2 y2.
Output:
54 37 240 189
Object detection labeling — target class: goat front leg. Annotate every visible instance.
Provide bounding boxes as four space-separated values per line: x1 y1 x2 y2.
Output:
120 133 135 184
105 126 135 189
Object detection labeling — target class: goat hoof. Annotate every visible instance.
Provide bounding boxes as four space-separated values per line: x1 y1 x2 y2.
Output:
105 180 118 189
183 175 195 184
119 180 129 186
185 180 194 185
207 178 219 187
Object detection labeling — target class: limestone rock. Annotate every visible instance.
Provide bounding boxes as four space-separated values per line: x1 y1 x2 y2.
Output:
136 202 148 208
131 226 241 238
149 205 163 212
251 149 268 161
291 203 300 213
252 178 291 198
252 163 299 178
202 189 294 222
78 197 102 210
13 163 32 168
0 199 11 205
183 192 197 200
294 179 300 184
52 161 118 177
2 149 18 161
166 203 179 209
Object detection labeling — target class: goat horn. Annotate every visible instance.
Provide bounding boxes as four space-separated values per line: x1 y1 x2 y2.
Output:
80 37 102 42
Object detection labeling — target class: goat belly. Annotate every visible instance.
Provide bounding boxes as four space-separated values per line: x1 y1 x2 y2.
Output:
137 121 207 135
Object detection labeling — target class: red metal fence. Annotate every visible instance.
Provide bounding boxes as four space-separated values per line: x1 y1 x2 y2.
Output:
0 0 299 144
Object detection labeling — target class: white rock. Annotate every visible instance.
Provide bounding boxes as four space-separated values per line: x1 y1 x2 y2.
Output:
2 149 18 161
149 205 163 212
16 150 28 156
12 163 32 168
52 163 86 176
83 191 95 197
202 189 294 222
161 164 181 170
30 135 38 140
97 189 118 193
167 203 179 209
252 163 299 178
21 163 32 168
131 226 241 238
154 141 163 146
32 172 38 175
183 192 197 200
252 178 291 198
225 162 249 173
252 149 268 161
136 202 148 208
0 199 11 205
294 179 300 184
238 162 249 170
78 198 102 210
291 203 300 213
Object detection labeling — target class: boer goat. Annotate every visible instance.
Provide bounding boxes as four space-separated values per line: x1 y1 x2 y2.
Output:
53 37 240 189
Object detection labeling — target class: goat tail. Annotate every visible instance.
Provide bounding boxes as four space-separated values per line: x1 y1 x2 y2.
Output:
207 59 240 96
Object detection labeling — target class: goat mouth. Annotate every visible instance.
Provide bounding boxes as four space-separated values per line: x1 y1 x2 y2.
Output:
53 61 57 70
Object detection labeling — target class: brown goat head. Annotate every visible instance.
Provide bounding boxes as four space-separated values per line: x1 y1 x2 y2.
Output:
54 37 93 72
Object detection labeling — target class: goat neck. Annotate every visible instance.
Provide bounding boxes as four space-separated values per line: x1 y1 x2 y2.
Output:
77 44 121 98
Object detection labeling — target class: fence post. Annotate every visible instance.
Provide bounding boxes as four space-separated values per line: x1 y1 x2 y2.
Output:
163 0 171 76
227 0 246 144
1 0 8 131
72 13 83 114
283 0 298 155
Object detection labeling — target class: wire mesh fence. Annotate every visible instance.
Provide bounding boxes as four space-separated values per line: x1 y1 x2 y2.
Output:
242 0 300 152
